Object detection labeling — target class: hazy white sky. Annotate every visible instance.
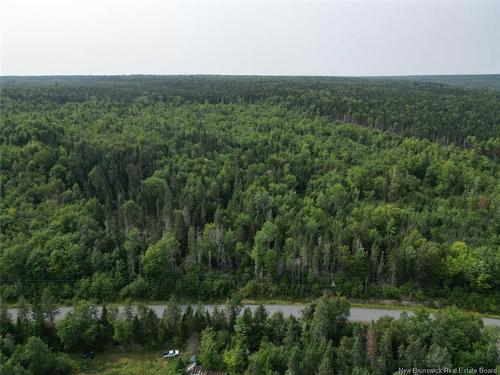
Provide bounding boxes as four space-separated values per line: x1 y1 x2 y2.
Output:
1 0 499 76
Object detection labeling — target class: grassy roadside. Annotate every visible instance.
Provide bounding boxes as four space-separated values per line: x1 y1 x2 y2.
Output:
70 348 184 375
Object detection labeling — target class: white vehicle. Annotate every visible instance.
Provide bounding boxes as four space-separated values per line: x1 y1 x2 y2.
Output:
163 349 179 358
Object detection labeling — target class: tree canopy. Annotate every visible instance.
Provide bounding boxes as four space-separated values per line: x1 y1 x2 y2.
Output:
0 76 499 312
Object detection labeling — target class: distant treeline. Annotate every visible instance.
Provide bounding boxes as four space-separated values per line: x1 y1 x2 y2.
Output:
1 75 499 154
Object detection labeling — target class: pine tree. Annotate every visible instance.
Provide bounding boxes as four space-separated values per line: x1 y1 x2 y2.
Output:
318 341 335 375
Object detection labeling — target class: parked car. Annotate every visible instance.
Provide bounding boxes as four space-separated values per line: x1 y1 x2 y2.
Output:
163 349 179 358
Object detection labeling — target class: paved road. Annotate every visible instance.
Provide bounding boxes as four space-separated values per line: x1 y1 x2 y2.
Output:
5 304 500 326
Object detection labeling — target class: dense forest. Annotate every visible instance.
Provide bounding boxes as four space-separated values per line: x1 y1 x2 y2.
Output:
2 75 499 152
0 76 499 314
382 75 500 91
1 295 498 374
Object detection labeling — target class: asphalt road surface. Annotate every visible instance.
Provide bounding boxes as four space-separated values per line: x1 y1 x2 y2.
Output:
5 304 500 326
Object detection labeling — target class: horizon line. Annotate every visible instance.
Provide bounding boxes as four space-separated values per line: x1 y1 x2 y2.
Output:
1 73 500 78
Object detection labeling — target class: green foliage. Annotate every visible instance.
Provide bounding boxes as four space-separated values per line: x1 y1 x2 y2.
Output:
223 341 247 374
308 294 350 344
317 341 335 375
141 231 179 297
6 336 71 375
0 76 499 313
445 241 491 289
71 349 184 375
1 296 498 374
199 327 222 370
57 302 100 352
112 319 134 347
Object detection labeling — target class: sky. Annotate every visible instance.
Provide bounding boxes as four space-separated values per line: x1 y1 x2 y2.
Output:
1 0 499 76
